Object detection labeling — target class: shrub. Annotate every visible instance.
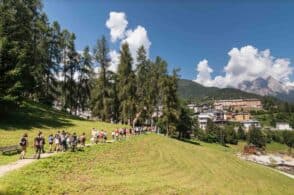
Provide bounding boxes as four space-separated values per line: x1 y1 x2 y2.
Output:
247 126 266 148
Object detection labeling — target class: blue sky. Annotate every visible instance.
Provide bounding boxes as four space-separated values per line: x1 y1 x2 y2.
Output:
43 0 294 86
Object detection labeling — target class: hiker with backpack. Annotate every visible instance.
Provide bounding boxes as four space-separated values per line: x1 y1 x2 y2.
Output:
34 131 44 159
19 133 28 160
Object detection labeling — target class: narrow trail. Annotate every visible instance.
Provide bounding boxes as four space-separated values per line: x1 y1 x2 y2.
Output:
0 141 115 178
0 153 56 177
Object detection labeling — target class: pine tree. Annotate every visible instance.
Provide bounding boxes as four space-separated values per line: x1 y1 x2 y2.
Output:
0 0 42 111
177 104 195 139
160 69 180 136
91 36 113 121
77 46 93 112
150 57 168 128
134 46 152 126
117 43 137 124
35 19 62 105
61 31 79 114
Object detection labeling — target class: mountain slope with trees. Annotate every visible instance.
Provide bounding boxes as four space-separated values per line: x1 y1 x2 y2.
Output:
177 79 262 100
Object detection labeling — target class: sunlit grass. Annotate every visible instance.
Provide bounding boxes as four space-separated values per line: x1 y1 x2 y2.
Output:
0 101 128 165
0 134 293 194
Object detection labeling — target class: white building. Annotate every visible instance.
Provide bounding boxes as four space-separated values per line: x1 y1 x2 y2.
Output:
241 120 261 131
198 112 214 130
276 122 292 131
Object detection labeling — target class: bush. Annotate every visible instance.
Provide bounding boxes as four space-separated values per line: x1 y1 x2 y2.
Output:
247 127 266 148
282 131 294 154
237 126 246 140
224 126 238 145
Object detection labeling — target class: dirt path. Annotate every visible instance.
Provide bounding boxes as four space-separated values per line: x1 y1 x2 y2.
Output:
0 153 57 177
0 142 113 178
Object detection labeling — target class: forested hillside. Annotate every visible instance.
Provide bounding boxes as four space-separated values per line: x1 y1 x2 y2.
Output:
177 79 261 100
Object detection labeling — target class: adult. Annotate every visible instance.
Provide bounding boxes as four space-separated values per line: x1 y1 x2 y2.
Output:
103 130 107 142
48 134 54 153
71 133 78 152
79 133 86 146
41 134 46 153
111 131 115 140
34 132 44 159
60 131 67 151
19 133 28 160
54 132 61 152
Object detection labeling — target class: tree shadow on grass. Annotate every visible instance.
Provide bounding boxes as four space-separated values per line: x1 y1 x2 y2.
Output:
174 138 202 146
0 102 76 131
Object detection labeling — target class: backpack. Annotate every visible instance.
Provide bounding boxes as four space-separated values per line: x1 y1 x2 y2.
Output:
19 138 26 146
48 136 54 144
35 136 43 146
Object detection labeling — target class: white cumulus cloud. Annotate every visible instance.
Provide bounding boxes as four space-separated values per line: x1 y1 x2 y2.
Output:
122 25 151 65
109 50 120 72
106 12 151 71
195 59 214 87
106 12 128 42
194 45 293 88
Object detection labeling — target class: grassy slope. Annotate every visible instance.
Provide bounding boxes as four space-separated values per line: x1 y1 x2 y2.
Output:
0 101 128 165
0 134 293 195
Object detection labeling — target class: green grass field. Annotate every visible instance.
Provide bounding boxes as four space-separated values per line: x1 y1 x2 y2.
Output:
0 101 128 165
0 134 293 194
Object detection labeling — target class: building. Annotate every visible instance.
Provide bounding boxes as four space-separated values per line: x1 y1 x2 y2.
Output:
224 112 251 122
233 112 251 122
276 122 292 131
198 113 214 130
187 104 211 114
241 120 261 131
198 110 224 129
213 110 224 122
214 99 262 111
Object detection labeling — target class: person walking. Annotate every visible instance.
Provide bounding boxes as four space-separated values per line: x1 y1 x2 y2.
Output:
48 134 54 153
111 131 115 140
79 133 86 147
34 132 44 159
19 133 28 160
71 133 78 152
54 132 60 152
41 134 46 153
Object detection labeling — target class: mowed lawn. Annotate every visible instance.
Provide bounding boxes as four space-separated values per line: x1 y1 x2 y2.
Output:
0 101 128 165
0 134 293 195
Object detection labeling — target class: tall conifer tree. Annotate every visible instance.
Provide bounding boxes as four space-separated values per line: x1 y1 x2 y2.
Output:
117 43 136 124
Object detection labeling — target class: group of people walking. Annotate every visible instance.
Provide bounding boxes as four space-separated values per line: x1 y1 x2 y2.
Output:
19 126 153 160
19 131 86 160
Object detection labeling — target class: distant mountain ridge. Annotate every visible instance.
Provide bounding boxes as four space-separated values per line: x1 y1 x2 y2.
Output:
178 78 294 103
238 76 294 103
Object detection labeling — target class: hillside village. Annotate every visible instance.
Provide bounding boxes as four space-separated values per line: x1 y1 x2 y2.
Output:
187 98 292 132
